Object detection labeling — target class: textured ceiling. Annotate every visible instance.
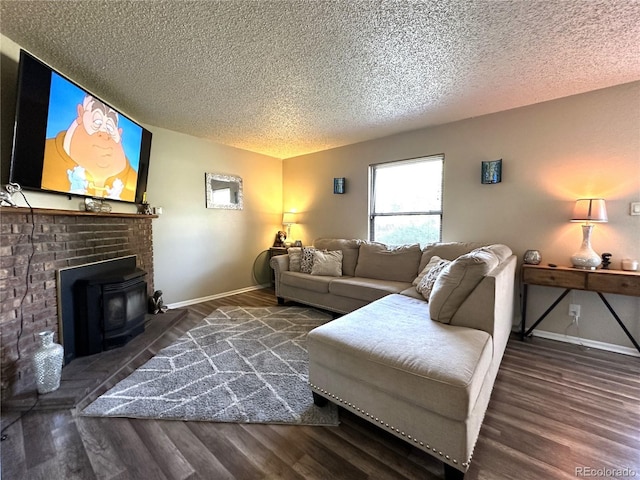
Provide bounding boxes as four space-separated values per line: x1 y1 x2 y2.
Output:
1 1 639 159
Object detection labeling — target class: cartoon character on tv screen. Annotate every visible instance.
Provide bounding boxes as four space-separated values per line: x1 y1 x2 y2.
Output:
42 74 141 202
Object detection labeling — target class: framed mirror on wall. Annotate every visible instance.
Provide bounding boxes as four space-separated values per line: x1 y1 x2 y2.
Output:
205 173 243 210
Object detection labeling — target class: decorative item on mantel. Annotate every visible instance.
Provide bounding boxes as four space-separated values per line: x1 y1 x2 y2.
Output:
570 198 608 270
33 331 64 395
138 191 152 215
0 182 21 207
523 250 541 265
85 197 112 213
601 252 612 270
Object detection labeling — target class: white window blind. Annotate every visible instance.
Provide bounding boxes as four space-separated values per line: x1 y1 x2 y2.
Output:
369 155 444 246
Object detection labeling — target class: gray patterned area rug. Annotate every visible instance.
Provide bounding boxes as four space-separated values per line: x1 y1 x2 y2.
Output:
82 306 339 425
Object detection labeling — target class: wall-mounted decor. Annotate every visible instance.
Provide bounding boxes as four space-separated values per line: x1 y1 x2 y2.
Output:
481 159 502 184
333 177 346 194
205 173 243 209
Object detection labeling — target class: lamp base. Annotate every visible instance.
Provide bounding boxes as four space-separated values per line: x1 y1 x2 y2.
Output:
571 265 598 271
570 224 602 270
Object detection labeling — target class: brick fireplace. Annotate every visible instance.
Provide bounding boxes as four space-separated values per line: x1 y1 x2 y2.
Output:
0 207 155 399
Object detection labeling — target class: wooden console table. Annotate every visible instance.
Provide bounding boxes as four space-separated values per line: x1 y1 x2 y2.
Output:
521 264 640 352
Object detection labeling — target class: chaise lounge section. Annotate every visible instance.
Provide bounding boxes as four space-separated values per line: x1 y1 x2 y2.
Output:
274 240 516 478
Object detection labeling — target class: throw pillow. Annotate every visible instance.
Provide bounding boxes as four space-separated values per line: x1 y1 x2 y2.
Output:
300 247 317 274
429 249 500 323
354 242 422 282
413 255 445 286
311 250 343 276
313 239 361 276
288 247 302 272
416 258 450 300
418 242 486 273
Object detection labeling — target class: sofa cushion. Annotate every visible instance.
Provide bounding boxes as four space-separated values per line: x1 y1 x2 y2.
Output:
329 277 411 302
308 294 493 421
429 249 500 323
413 255 445 286
416 257 450 300
311 250 343 277
314 238 361 276
300 247 317 273
355 242 422 282
288 247 302 272
418 242 485 273
400 285 423 299
474 243 513 262
280 271 333 293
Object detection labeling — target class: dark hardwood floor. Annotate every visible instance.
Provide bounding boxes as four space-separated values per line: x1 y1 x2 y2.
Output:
2 288 639 479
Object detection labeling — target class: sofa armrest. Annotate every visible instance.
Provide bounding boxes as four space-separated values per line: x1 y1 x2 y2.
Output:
449 254 516 356
270 254 290 297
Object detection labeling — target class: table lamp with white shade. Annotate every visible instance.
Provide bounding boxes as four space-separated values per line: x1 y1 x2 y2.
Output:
282 212 297 241
570 198 608 270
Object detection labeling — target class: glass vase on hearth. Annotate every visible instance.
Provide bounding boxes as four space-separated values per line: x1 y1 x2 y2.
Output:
32 331 64 394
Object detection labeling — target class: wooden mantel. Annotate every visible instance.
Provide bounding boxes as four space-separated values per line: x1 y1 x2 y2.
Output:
0 206 158 219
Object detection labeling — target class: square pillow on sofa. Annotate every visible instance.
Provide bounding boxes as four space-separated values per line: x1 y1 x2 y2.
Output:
418 242 486 273
413 255 445 286
355 242 422 283
311 250 343 276
314 239 361 276
300 247 317 273
288 247 302 272
416 257 450 300
429 248 500 323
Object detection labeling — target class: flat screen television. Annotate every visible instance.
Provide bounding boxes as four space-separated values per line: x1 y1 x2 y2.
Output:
9 50 152 204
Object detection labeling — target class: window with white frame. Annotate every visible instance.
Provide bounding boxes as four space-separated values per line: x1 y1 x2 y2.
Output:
369 155 444 246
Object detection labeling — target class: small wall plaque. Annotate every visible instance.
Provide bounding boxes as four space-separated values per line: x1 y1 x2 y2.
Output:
481 159 502 184
333 177 346 194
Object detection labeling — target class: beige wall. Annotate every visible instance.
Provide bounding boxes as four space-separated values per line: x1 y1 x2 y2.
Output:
1 35 283 305
146 127 282 304
283 82 640 352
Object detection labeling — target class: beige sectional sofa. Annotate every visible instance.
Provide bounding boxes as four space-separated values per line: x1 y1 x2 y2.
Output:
271 239 517 479
270 238 427 313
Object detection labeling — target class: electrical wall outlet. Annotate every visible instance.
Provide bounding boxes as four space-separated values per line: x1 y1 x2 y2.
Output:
568 304 581 317
631 202 640 216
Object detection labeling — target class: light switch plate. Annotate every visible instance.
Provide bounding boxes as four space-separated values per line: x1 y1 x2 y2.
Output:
631 202 640 216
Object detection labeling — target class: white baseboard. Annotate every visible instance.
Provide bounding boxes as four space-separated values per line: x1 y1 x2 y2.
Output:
166 284 271 309
531 329 640 358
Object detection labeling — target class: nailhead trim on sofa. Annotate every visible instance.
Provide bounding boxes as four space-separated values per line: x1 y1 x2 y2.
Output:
309 382 473 471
